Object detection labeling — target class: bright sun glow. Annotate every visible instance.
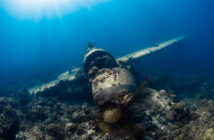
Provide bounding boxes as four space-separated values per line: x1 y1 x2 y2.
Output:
1 0 109 20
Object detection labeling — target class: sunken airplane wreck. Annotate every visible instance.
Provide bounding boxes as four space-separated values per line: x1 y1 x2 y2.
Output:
29 36 186 124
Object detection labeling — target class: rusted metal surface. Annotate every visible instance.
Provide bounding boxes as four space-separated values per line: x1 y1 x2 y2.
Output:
91 68 136 106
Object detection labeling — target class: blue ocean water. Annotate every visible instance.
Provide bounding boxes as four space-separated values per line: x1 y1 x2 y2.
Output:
0 0 213 93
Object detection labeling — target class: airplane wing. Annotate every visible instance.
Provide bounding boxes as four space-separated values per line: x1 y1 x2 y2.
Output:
116 35 186 65
28 68 84 95
28 35 186 95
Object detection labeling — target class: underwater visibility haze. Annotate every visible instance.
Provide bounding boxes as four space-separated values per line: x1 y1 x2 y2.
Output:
0 0 214 139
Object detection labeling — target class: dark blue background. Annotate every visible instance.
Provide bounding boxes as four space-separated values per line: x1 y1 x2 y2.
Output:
0 0 213 90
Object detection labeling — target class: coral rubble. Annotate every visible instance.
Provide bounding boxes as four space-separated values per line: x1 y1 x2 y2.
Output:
0 83 214 140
